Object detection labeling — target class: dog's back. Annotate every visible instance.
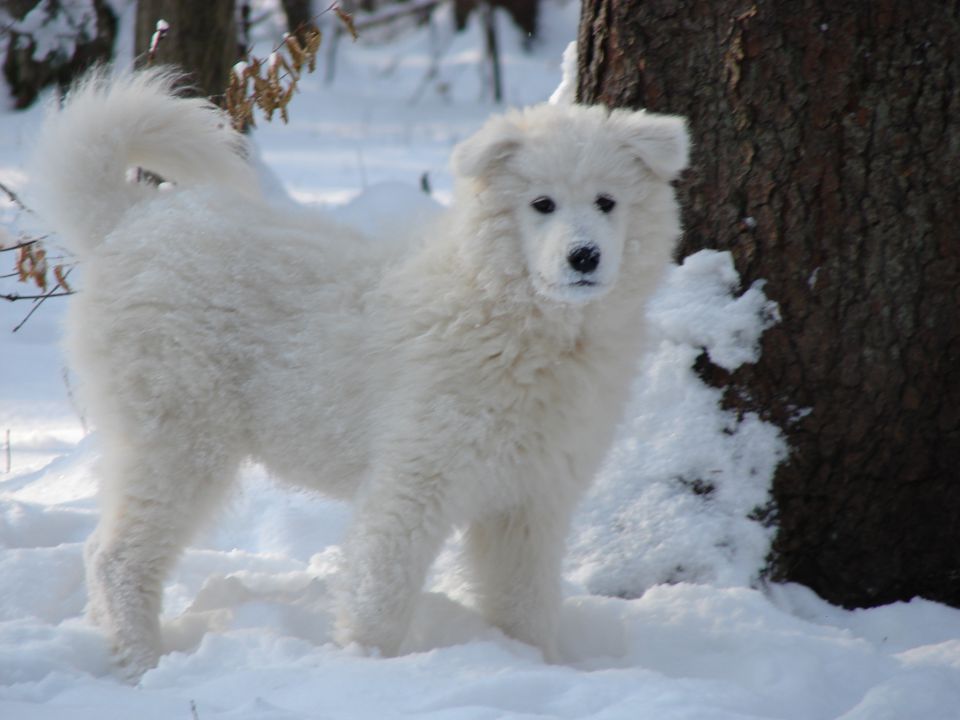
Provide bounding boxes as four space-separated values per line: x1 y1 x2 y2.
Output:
33 69 392 499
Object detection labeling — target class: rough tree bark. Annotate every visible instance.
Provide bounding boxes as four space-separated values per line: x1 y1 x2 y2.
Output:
135 0 238 102
577 0 960 608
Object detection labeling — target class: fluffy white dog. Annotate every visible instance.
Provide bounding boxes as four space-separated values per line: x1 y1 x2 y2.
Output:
29 69 688 678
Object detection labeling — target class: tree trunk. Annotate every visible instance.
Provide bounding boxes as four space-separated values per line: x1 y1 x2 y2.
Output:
2 0 117 109
455 0 539 40
135 0 238 102
280 0 317 41
577 0 960 609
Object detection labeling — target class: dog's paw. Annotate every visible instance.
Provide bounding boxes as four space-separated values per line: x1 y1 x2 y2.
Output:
110 637 161 684
335 639 383 659
333 560 414 658
108 631 161 685
333 605 404 658
333 622 398 658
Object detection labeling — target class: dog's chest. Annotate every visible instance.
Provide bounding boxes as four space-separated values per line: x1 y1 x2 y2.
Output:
437 332 626 504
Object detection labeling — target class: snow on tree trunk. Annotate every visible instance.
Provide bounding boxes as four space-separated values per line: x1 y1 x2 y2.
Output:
577 0 960 608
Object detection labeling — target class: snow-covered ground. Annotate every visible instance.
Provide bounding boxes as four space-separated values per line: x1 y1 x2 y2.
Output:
2 2 960 718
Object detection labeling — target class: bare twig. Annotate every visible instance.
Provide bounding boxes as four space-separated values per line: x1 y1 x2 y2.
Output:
0 180 30 213
12 294 67 332
0 238 45 253
9 268 74 332
146 19 170 65
279 2 348 53
62 367 88 434
2 289 74 302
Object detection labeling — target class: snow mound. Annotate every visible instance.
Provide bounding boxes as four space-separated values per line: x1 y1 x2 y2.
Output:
649 249 780 371
568 250 786 597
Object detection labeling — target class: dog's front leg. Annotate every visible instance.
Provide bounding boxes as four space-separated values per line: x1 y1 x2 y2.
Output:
464 501 572 662
334 468 450 656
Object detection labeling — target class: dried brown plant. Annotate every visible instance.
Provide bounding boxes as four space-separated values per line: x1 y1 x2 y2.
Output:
225 17 332 132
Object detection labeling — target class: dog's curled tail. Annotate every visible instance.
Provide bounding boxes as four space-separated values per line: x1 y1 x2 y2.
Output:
29 67 259 256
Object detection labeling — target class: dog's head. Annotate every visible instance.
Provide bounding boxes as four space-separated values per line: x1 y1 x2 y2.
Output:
452 104 689 304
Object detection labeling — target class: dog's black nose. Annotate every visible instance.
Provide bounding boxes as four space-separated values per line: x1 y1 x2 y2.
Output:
568 246 600 274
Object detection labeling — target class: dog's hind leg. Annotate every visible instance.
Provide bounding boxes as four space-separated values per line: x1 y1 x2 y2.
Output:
464 502 571 662
85 437 238 681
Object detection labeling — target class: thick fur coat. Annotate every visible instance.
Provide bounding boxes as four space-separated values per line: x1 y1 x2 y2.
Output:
28 69 689 678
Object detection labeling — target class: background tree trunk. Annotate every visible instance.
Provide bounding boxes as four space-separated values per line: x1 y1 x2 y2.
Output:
280 0 317 41
135 0 238 102
455 0 539 41
577 0 960 608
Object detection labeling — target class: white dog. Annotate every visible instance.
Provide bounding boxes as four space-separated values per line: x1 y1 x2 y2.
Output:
29 69 688 678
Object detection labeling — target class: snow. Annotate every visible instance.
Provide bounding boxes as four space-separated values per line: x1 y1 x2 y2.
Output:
2 1 960 718
566 251 787 598
148 19 169 57
548 41 577 105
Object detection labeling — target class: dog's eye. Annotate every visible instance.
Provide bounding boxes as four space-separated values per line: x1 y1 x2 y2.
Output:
595 195 616 213
531 196 556 214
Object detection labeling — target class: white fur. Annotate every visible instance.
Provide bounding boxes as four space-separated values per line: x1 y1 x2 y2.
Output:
29 69 689 679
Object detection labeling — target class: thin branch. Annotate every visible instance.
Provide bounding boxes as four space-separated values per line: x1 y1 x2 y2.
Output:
273 3 342 53
0 237 46 252
12 294 65 332
2 290 73 302
0 180 30 213
146 19 170 66
10 268 75 333
269 2 354 50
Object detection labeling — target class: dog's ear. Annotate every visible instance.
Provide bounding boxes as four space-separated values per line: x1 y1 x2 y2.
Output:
452 116 523 179
611 110 690 182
